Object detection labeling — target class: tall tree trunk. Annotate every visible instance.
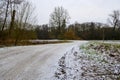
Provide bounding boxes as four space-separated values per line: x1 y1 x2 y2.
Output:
0 0 9 42
1 0 9 31
9 9 16 36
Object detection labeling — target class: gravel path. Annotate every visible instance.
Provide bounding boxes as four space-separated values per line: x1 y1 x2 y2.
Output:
0 41 87 80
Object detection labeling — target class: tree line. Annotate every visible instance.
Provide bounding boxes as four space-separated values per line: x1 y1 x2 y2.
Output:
0 2 120 45
0 0 36 45
35 22 120 40
35 7 120 40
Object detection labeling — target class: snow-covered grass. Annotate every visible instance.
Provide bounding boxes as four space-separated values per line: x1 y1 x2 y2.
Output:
54 41 120 80
80 41 120 80
0 40 70 47
29 40 70 44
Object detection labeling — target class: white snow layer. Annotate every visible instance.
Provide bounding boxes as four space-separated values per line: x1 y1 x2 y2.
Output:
0 41 87 80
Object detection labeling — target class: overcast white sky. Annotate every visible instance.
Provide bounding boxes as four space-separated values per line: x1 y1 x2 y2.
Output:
29 0 120 25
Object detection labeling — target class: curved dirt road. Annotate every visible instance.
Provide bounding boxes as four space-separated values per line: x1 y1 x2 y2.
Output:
0 41 87 80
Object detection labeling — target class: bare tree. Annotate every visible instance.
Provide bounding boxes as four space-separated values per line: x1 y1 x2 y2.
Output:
108 10 120 31
14 1 35 45
1 0 10 32
0 0 24 40
49 6 70 38
108 10 120 39
9 0 24 36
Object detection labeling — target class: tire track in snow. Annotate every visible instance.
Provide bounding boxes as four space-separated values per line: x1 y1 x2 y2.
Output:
0 41 88 80
0 47 31 60
1 45 61 80
17 45 63 80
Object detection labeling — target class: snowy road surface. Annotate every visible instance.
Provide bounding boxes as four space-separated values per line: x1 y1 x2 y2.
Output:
0 41 87 80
